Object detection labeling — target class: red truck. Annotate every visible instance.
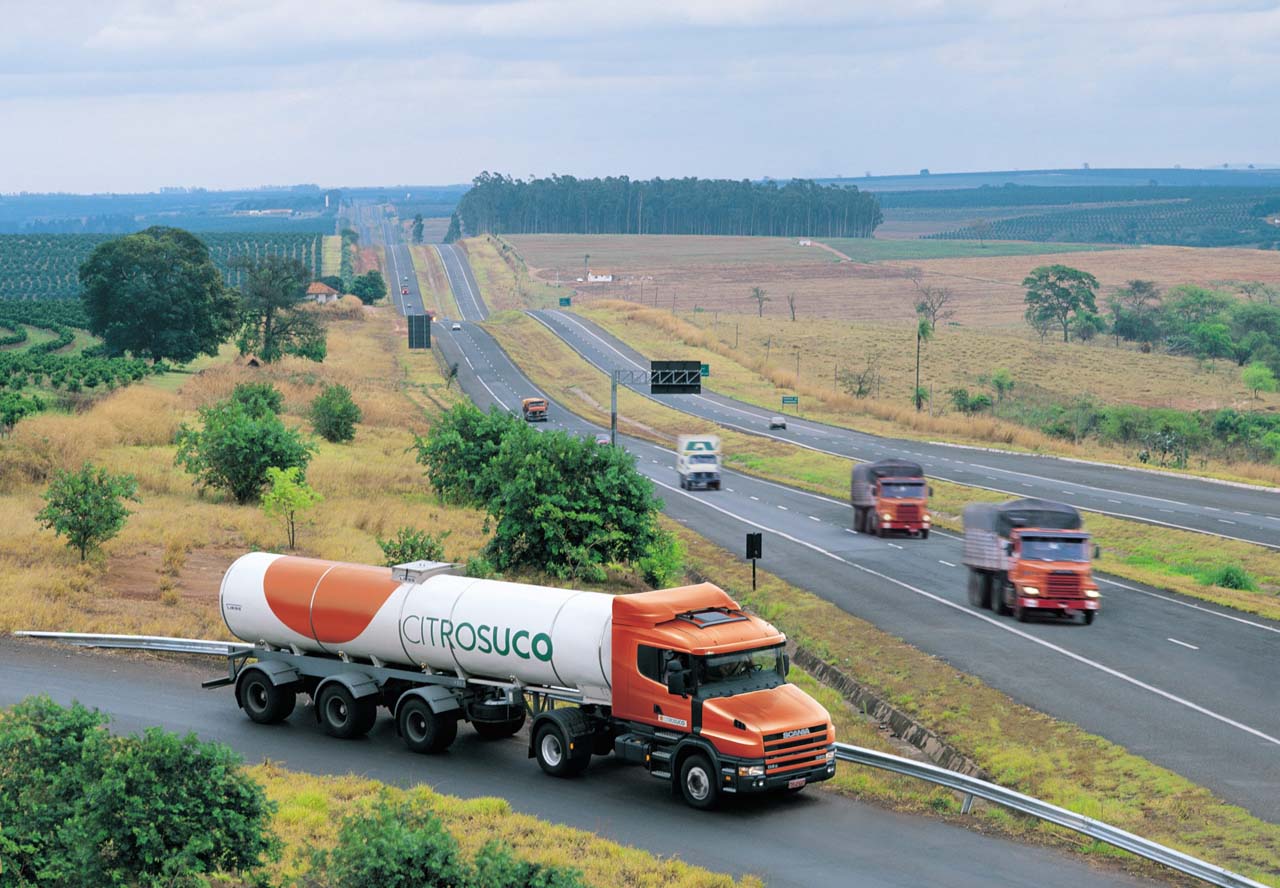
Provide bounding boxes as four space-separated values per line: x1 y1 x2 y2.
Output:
962 498 1101 624
850 459 932 538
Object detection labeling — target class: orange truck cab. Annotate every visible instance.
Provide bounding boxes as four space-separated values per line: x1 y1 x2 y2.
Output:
530 583 836 809
851 459 931 538
521 397 548 422
962 499 1101 625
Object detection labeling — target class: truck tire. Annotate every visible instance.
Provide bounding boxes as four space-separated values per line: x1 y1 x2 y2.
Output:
920 529 930 540
398 697 457 753
473 710 526 740
966 570 990 609
237 671 296 725
317 684 377 740
872 513 884 538
993 579 1012 617
1082 611 1096 626
678 752 720 810
1014 605 1029 623
534 722 589 778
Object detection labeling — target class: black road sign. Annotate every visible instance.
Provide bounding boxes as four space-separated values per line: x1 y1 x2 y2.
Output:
651 360 701 394
746 532 762 560
408 314 431 349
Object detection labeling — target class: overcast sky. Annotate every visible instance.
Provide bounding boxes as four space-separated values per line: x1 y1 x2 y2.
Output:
2 1 1278 192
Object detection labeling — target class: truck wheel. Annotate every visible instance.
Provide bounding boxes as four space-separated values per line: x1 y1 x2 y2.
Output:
398 697 457 753
473 711 526 741
920 530 930 540
853 508 864 533
1082 611 1096 626
966 571 987 609
534 722 589 777
1014 605 1029 623
678 752 720 810
237 672 295 725
317 684 376 740
993 581 1012 616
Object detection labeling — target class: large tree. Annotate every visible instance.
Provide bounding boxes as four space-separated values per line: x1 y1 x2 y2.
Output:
1023 264 1100 343
78 226 238 363
235 255 327 362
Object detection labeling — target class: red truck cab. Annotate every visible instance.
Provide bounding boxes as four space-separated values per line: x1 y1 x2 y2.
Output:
869 477 931 538
1003 529 1100 623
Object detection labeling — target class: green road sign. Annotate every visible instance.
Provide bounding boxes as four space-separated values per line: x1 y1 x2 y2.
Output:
781 395 799 406
700 363 709 378
559 296 572 307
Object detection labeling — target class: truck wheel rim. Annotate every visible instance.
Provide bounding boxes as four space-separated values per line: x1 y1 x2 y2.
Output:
326 697 349 726
541 733 563 767
248 682 268 712
686 765 710 800
406 709 428 742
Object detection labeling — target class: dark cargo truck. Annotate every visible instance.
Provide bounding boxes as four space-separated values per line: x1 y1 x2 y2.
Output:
850 459 931 538
962 498 1101 624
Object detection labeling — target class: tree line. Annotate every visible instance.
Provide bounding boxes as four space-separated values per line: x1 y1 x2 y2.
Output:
446 173 883 240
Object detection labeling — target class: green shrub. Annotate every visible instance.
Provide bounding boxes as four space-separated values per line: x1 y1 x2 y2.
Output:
35 462 139 560
1205 564 1258 591
637 528 685 588
317 797 469 888
472 841 585 888
175 398 315 504
378 527 451 565
231 381 283 417
310 383 362 443
465 554 496 579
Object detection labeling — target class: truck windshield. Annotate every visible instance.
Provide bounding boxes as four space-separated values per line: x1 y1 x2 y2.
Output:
1021 536 1089 562
694 645 785 696
689 454 718 464
880 482 924 499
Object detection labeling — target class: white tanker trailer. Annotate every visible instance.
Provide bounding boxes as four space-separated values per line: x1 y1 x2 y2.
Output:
216 553 835 809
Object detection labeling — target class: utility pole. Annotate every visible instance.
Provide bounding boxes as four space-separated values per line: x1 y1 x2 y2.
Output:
794 346 800 380
735 323 739 349
610 369 618 446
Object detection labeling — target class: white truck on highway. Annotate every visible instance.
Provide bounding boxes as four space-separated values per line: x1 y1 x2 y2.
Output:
676 434 721 490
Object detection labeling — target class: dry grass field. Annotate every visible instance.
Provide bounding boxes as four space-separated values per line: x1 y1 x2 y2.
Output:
509 234 1280 329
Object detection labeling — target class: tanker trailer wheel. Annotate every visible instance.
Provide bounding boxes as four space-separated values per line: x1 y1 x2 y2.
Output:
237 671 296 725
678 752 720 810
317 684 377 740
398 697 457 754
534 722 589 777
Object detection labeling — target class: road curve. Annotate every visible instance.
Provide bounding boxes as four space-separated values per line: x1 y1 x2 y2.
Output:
0 639 1159 888
532 309 1280 550
419 228 1280 823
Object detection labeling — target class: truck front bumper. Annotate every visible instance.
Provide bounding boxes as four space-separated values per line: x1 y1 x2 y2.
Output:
719 748 837 794
1016 597 1100 613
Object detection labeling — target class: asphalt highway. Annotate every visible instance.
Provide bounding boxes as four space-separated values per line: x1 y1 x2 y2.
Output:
0 639 1158 888
531 310 1280 550
416 225 1280 823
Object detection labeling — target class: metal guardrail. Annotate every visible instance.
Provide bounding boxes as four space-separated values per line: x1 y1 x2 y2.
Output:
12 633 1264 887
15 631 252 658
834 743 1267 888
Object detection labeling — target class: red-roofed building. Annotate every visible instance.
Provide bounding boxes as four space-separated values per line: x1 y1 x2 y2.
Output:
306 281 340 304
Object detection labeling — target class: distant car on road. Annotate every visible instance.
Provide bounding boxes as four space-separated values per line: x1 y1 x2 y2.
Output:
769 416 787 430
594 432 611 445
451 322 462 331
401 286 409 296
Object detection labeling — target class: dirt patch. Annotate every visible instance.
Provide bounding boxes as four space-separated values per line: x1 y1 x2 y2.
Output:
105 545 243 605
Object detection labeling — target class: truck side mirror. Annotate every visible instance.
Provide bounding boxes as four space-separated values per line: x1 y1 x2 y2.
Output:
780 652 791 678
1093 544 1101 560
666 668 688 697
928 486 934 497
1004 542 1014 556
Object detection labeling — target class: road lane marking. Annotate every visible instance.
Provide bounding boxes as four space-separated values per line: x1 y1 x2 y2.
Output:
888 543 904 549
750 495 759 501
939 560 957 567
1167 638 1200 650
809 515 822 522
1219 519 1237 525
649 476 1280 749
778 505 788 511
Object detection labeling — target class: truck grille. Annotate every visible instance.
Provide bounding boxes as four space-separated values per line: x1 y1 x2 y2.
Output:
763 724 831 775
1047 571 1083 598
895 504 921 522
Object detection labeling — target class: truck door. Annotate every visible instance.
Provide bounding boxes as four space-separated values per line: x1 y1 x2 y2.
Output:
632 644 694 732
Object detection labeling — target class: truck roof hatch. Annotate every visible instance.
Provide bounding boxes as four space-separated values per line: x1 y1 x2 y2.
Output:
676 608 748 628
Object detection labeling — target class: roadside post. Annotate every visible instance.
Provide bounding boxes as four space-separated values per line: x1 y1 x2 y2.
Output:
746 532 762 590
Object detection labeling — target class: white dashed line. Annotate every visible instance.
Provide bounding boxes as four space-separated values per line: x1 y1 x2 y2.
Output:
778 505 788 511
1167 638 1200 651
1219 519 1237 525
809 515 821 522
1061 490 1076 495
1108 499 1122 504
750 495 759 501
939 560 957 567
888 542 904 549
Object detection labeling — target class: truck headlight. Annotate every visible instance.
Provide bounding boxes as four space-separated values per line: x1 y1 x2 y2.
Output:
1020 586 1040 597
923 514 931 523
1085 589 1100 599
738 765 765 778
825 749 836 763
882 512 892 521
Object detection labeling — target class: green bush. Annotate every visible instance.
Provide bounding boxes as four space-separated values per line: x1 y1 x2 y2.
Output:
317 798 469 888
378 527 451 566
35 462 139 560
464 554 496 578
311 383 362 443
1205 564 1258 591
411 403 519 504
231 381 283 417
0 696 275 887
175 398 315 504
472 841 585 888
637 528 685 588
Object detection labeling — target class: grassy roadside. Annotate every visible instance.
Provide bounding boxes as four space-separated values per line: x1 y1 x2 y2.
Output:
669 523 1280 885
258 763 760 887
410 243 461 319
578 301 1280 489
483 310 1280 620
461 234 570 312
